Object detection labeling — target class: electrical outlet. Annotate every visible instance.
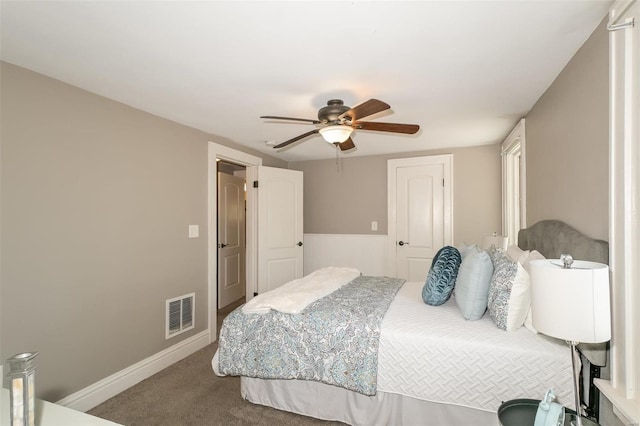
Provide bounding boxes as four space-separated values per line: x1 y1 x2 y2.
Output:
371 221 378 231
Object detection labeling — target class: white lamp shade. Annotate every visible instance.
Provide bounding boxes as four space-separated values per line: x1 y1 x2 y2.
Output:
482 234 508 250
319 125 353 143
529 259 611 343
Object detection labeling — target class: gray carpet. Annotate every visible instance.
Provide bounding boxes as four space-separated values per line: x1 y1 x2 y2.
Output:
88 300 344 426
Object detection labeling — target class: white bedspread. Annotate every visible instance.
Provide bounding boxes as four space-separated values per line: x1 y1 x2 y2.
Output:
215 280 574 414
241 267 360 314
376 281 574 411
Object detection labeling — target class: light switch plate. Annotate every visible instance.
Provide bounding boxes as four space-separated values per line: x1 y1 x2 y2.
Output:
188 225 199 238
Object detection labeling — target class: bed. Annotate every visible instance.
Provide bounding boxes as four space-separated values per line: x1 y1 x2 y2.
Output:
212 220 608 426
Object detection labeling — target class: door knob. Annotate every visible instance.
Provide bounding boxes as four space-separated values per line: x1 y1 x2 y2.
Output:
398 241 409 246
219 243 227 248
297 241 303 247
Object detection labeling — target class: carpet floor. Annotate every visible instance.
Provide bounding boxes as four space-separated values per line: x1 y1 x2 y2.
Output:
88 300 344 426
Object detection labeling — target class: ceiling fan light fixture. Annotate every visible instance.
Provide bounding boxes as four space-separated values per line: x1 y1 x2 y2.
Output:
319 125 353 143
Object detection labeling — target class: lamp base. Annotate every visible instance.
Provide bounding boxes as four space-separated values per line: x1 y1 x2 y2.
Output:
570 341 583 426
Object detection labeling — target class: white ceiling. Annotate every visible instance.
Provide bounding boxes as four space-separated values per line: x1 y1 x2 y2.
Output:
1 1 610 162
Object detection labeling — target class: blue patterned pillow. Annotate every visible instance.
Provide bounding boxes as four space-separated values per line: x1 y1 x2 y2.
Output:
422 246 462 306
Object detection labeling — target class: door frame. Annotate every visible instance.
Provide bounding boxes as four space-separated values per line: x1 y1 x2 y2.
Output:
501 119 527 246
208 142 262 343
386 155 453 278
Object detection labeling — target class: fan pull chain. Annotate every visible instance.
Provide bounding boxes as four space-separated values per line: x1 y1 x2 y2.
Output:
335 145 342 172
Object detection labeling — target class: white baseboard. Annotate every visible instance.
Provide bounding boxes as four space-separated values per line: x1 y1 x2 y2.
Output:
56 329 210 412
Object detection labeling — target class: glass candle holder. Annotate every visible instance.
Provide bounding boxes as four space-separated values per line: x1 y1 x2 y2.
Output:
6 352 38 426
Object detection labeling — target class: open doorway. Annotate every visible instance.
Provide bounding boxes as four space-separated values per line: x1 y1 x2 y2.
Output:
217 160 246 310
208 141 262 343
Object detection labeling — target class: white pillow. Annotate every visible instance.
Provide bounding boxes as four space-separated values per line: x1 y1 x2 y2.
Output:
488 250 531 331
506 263 531 330
455 248 494 320
522 250 546 333
506 244 529 264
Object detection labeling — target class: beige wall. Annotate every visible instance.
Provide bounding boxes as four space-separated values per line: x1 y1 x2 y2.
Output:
0 62 285 401
525 20 625 426
289 144 502 247
525 18 608 241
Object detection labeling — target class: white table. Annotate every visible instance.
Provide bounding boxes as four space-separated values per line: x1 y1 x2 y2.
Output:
2 388 122 426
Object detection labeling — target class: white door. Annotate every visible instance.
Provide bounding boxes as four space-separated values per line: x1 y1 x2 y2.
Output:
217 172 246 308
388 155 452 281
257 166 304 294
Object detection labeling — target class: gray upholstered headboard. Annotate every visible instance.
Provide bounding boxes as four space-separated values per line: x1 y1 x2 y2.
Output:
518 219 609 366
518 219 608 264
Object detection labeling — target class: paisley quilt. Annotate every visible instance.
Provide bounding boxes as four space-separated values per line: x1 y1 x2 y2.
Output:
217 275 405 395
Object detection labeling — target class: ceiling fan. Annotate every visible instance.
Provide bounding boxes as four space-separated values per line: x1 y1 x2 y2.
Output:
261 99 420 151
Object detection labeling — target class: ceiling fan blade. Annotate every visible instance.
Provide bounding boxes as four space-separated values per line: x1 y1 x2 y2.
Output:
354 121 420 134
273 129 320 148
339 99 390 121
337 137 356 151
261 115 321 124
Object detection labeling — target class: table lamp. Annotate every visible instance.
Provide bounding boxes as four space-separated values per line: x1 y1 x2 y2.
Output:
529 255 610 426
482 232 508 250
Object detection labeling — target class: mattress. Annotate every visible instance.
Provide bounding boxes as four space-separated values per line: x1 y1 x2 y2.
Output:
376 281 574 411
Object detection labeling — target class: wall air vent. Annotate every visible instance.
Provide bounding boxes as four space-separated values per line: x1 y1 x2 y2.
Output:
166 293 195 339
